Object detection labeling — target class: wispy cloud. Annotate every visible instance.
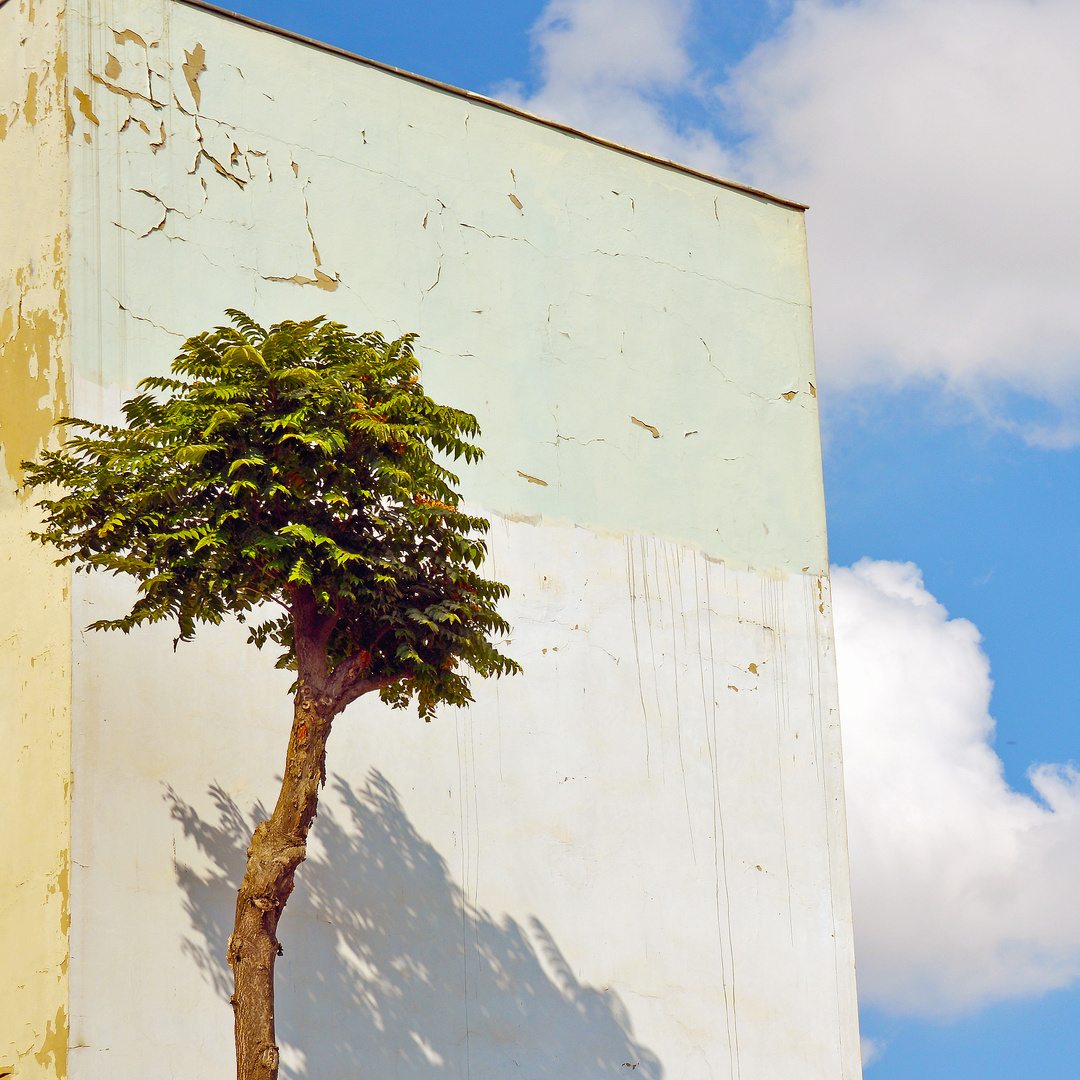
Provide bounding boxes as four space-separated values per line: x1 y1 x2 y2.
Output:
834 559 1080 1015
861 1034 887 1069
494 0 732 176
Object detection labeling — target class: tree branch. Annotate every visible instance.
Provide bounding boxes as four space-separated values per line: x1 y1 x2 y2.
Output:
332 671 402 715
290 585 339 693
325 635 404 712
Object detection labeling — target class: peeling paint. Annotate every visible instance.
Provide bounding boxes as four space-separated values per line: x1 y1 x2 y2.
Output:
191 146 246 187
1 0 72 1072
72 86 98 125
302 191 323 265
631 416 661 439
0 297 66 486
38 5 852 1077
182 42 206 108
32 1006 67 1074
90 71 157 107
113 27 149 48
119 115 149 135
58 848 70 936
195 148 245 185
24 70 38 126
262 269 340 291
517 470 549 486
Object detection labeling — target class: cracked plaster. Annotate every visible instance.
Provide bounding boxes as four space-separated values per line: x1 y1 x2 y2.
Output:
12 4 859 1077
1 1 72 1078
52 6 825 565
69 17 823 563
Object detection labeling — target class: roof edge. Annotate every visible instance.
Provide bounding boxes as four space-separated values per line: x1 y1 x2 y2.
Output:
173 0 809 213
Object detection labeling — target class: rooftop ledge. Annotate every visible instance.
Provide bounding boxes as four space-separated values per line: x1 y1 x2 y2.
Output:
173 0 809 213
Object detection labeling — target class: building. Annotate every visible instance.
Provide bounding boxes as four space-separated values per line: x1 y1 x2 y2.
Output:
1 0 863 1075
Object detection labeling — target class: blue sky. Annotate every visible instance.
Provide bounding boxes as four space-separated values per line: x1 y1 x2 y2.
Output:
219 1 1080 1073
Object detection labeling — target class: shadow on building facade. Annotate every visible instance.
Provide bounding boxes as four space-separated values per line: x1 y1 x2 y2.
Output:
167 770 662 1079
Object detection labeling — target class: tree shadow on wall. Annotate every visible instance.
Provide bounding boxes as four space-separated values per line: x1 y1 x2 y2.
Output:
166 772 663 1079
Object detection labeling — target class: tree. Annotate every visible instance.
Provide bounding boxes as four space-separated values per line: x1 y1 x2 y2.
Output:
20 311 519 1080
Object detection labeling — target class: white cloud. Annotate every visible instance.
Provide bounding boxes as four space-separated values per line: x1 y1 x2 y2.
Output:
725 0 1080 397
860 1035 887 1069
532 0 692 90
504 0 1080 414
833 559 1080 1015
495 0 731 177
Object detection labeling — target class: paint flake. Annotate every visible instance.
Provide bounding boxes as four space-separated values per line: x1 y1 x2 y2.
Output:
182 43 206 109
631 416 661 439
72 87 98 126
113 28 148 48
517 471 548 486
261 270 339 292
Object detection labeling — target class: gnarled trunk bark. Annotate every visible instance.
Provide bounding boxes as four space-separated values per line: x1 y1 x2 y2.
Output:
227 586 398 1080
227 684 335 1080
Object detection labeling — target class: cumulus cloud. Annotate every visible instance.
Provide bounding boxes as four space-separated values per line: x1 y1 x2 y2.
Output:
725 0 1080 398
504 0 1080 418
833 559 1080 1015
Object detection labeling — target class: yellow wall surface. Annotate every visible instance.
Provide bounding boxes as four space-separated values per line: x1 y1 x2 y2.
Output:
0 0 72 1075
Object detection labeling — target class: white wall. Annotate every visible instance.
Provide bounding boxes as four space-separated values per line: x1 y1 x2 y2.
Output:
60 1 861 1077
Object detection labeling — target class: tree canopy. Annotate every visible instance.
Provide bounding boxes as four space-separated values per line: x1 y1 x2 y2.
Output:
21 310 518 717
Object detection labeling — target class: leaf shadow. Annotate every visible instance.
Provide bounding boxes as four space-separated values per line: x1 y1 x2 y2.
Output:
166 771 663 1079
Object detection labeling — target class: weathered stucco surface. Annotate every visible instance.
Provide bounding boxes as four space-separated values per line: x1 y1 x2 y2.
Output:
56 1 861 1077
0 0 72 1076
72 524 859 1079
64 0 826 576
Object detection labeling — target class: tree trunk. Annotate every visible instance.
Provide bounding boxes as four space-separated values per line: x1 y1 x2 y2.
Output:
228 683 335 1080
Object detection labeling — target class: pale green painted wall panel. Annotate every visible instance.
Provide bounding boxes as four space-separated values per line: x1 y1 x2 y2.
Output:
66 0 826 576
